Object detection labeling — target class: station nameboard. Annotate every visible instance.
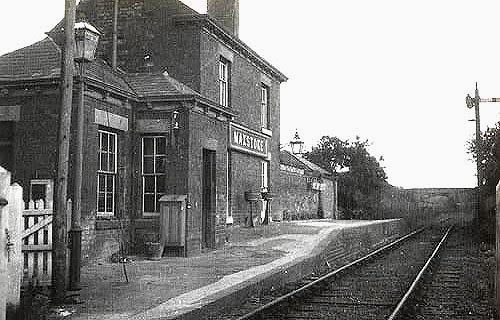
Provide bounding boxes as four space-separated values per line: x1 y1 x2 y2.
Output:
229 123 268 158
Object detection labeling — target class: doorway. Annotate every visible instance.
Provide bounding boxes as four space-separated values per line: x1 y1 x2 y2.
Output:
202 149 216 249
0 122 14 171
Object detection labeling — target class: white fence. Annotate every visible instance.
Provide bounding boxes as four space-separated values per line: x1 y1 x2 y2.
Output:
22 198 54 287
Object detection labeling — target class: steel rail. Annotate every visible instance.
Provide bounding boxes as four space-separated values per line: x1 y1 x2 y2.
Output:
387 225 453 320
236 227 427 320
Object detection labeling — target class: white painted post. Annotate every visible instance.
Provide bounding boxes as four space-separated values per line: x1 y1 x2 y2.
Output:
0 166 11 320
7 183 22 316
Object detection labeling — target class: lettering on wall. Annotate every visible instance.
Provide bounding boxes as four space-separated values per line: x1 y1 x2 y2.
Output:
229 123 268 158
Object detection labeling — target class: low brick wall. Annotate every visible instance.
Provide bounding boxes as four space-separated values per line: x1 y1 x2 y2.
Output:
82 218 130 264
173 219 404 320
276 170 335 221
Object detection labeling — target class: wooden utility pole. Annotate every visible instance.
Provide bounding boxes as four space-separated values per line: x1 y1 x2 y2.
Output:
53 0 76 301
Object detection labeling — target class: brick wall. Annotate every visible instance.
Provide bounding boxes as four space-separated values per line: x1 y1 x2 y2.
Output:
76 0 197 74
229 151 264 225
0 92 60 192
187 109 229 252
1 86 133 263
276 170 335 220
130 104 189 253
199 30 282 227
79 93 132 263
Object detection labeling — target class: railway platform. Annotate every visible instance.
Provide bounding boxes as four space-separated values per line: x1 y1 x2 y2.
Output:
53 219 403 320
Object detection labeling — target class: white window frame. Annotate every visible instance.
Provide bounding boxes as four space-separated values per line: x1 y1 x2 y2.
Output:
97 130 117 217
261 84 270 129
142 136 167 217
219 58 229 107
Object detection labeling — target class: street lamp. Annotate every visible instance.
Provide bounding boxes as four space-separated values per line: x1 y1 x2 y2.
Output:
290 130 304 155
74 22 101 62
69 22 100 292
333 165 349 220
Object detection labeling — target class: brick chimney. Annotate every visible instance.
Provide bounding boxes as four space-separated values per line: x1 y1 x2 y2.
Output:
207 0 239 37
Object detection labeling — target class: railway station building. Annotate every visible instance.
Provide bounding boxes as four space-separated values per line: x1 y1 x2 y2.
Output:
0 0 287 260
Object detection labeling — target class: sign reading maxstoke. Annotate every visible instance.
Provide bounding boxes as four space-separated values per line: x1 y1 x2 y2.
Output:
229 123 268 158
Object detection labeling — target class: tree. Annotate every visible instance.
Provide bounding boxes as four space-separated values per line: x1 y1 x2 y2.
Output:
305 136 389 219
467 122 499 242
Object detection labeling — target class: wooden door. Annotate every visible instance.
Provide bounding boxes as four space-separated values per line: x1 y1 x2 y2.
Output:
202 149 216 249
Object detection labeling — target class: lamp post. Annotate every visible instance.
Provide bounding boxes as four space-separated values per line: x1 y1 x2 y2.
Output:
69 22 100 292
290 130 304 155
333 165 349 220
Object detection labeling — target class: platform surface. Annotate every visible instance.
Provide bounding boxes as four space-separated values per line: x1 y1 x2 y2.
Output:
61 220 393 320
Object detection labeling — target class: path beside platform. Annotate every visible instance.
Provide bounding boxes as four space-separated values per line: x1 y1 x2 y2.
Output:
58 220 399 320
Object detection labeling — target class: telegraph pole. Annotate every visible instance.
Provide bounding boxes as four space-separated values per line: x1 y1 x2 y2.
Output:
53 0 76 301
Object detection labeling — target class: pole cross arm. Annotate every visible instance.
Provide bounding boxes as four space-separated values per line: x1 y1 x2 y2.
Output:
480 98 500 103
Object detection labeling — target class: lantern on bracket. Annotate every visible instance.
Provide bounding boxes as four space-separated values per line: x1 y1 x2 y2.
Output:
74 22 101 62
290 130 304 155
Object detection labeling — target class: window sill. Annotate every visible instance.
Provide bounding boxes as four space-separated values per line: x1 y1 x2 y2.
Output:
261 128 272 137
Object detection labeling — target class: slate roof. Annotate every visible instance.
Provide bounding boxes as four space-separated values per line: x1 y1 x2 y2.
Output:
0 37 136 96
280 150 332 177
0 37 61 80
85 60 135 95
124 72 200 98
296 155 331 176
280 150 310 171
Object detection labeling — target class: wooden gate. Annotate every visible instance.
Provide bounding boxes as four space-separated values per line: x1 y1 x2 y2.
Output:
22 199 53 286
21 180 55 287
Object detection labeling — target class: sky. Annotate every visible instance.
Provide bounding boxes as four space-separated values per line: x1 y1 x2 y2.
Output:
1 0 499 188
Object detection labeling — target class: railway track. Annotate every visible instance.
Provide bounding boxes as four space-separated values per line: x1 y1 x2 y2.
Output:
213 225 453 320
391 226 494 320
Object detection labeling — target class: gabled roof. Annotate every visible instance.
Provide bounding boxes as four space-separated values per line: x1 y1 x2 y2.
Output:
124 72 199 98
280 150 331 177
